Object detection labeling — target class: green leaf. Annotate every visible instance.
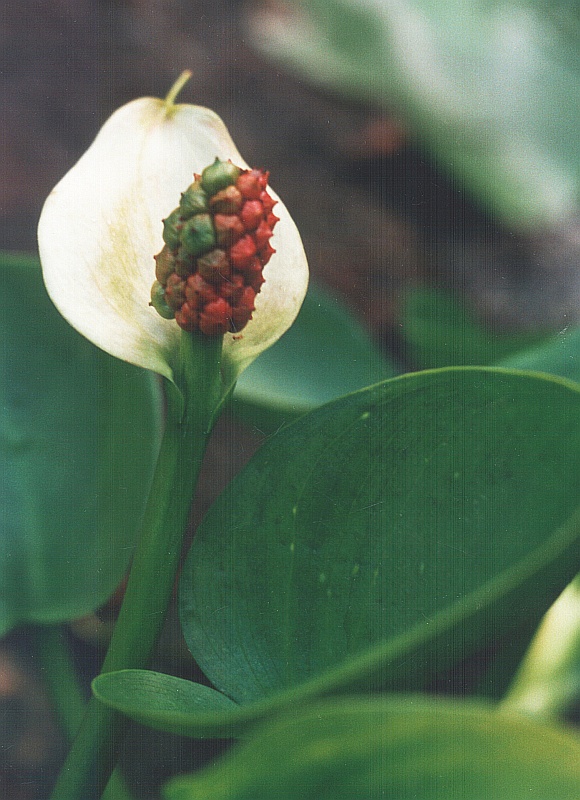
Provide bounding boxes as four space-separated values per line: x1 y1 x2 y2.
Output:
402 288 549 369
232 283 397 430
0 253 162 635
163 694 580 800
499 326 580 384
248 0 580 226
169 369 580 732
92 670 242 738
94 369 580 738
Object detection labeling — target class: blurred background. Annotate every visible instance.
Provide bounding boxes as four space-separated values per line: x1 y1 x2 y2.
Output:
2 0 580 797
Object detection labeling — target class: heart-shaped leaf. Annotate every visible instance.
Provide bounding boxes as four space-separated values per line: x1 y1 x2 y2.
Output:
163 695 580 800
180 368 580 700
95 368 580 737
0 253 162 635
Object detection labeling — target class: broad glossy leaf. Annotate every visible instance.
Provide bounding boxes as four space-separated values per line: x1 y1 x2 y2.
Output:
233 283 397 428
163 695 580 800
0 253 161 634
247 0 580 226
172 369 580 726
402 288 548 369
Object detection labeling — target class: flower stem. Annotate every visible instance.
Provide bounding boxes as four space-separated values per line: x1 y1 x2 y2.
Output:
36 625 134 800
164 70 193 109
49 333 224 800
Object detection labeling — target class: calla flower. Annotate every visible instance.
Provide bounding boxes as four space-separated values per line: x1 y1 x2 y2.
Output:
38 77 308 393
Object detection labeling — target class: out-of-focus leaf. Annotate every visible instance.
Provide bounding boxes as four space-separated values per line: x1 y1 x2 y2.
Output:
499 326 580 384
402 287 549 369
163 695 580 800
247 0 580 226
0 253 162 635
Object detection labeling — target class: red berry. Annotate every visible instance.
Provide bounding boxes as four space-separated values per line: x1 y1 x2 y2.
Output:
243 257 266 291
228 287 256 331
214 213 245 247
254 219 273 250
259 190 276 214
238 285 256 312
152 161 277 335
196 248 230 283
175 301 198 331
229 234 257 269
258 241 276 266
229 305 253 331
199 297 232 335
220 274 245 304
236 171 263 200
240 200 264 231
185 273 218 306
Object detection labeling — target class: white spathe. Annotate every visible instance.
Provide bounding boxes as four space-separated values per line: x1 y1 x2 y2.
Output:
38 95 308 385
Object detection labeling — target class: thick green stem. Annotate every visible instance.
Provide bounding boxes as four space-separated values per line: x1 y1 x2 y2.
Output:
36 625 133 800
50 333 223 800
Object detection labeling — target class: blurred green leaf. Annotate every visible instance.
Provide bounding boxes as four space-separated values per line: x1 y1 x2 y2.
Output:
163 695 580 800
232 283 397 430
248 0 580 226
401 288 549 369
499 326 580 384
0 253 162 635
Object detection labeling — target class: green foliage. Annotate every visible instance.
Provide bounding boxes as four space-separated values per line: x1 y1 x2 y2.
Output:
499 326 580 384
249 0 580 225
402 288 549 369
163 695 580 800
183 368 580 701
94 368 580 739
232 283 397 430
92 670 248 739
0 253 162 635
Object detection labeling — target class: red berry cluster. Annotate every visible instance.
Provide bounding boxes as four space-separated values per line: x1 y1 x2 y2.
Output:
150 158 278 336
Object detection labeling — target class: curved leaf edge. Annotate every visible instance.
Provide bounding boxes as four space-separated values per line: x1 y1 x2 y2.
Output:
162 693 580 799
94 491 580 739
94 367 580 737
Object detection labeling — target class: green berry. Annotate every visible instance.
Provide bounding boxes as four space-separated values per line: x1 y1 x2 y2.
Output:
180 213 216 257
150 281 175 319
154 245 175 284
162 208 182 251
201 158 241 196
179 181 208 218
